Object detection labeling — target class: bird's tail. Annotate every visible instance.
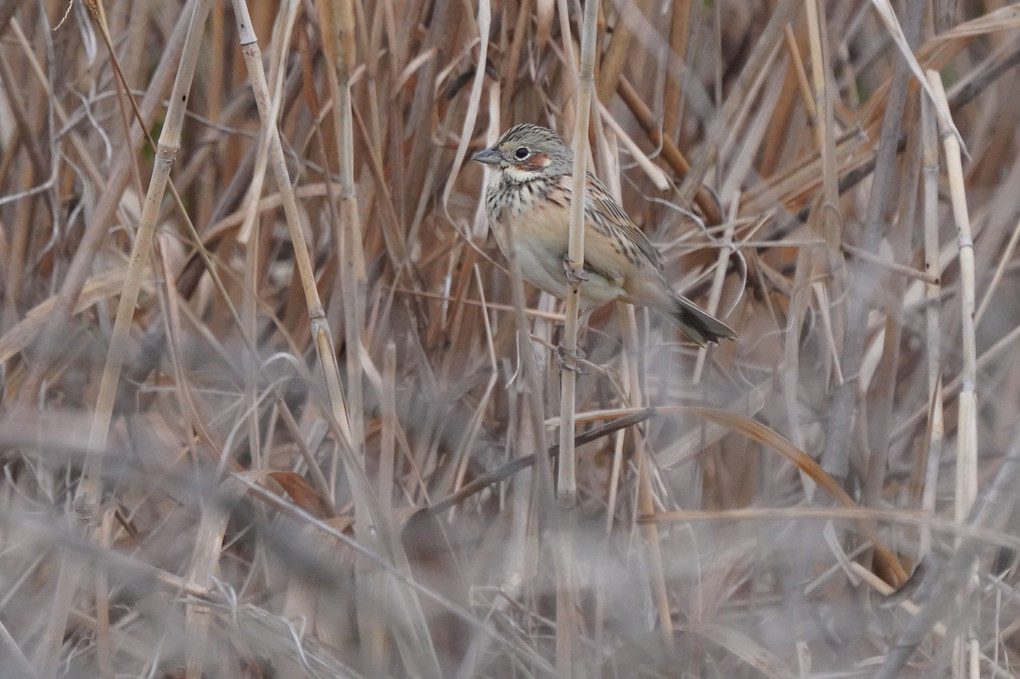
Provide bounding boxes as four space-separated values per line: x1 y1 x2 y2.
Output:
670 295 737 347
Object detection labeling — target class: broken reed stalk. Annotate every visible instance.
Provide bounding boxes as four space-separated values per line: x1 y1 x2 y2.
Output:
419 408 657 517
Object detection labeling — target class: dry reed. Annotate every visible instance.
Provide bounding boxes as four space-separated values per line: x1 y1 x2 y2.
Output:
1 1 1019 677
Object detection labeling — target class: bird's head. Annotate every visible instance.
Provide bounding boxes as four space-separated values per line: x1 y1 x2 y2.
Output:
472 123 573 183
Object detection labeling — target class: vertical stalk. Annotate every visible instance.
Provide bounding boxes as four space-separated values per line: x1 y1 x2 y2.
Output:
558 0 598 507
926 72 977 522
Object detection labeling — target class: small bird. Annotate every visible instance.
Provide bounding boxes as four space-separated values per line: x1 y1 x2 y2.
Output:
472 123 737 346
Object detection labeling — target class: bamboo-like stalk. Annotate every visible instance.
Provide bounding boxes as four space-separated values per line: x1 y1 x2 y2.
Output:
323 5 386 662
327 0 365 451
232 4 351 445
558 0 598 508
927 71 978 521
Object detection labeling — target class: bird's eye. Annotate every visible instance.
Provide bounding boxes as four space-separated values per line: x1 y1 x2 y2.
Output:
514 147 530 160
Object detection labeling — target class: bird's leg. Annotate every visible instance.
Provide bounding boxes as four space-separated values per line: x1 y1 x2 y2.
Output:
556 343 588 374
562 257 588 285
555 304 593 373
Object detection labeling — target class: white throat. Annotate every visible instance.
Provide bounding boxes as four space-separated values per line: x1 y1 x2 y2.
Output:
501 163 540 184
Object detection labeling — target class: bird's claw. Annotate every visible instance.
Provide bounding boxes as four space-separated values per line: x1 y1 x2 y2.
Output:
556 344 588 374
562 258 588 285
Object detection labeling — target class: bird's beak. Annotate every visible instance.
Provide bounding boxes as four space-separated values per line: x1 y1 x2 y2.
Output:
472 147 501 166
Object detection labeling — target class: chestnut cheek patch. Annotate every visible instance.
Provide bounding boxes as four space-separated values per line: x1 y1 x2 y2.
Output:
522 152 551 172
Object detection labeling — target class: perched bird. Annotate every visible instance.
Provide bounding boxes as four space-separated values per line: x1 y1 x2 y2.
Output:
472 123 737 346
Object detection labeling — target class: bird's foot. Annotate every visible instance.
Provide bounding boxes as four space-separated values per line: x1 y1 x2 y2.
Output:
562 257 588 285
556 344 588 374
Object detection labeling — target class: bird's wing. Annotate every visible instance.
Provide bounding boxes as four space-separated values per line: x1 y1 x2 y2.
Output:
584 172 664 272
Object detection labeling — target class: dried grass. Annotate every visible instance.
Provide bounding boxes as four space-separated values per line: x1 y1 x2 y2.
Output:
1 1 1020 677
